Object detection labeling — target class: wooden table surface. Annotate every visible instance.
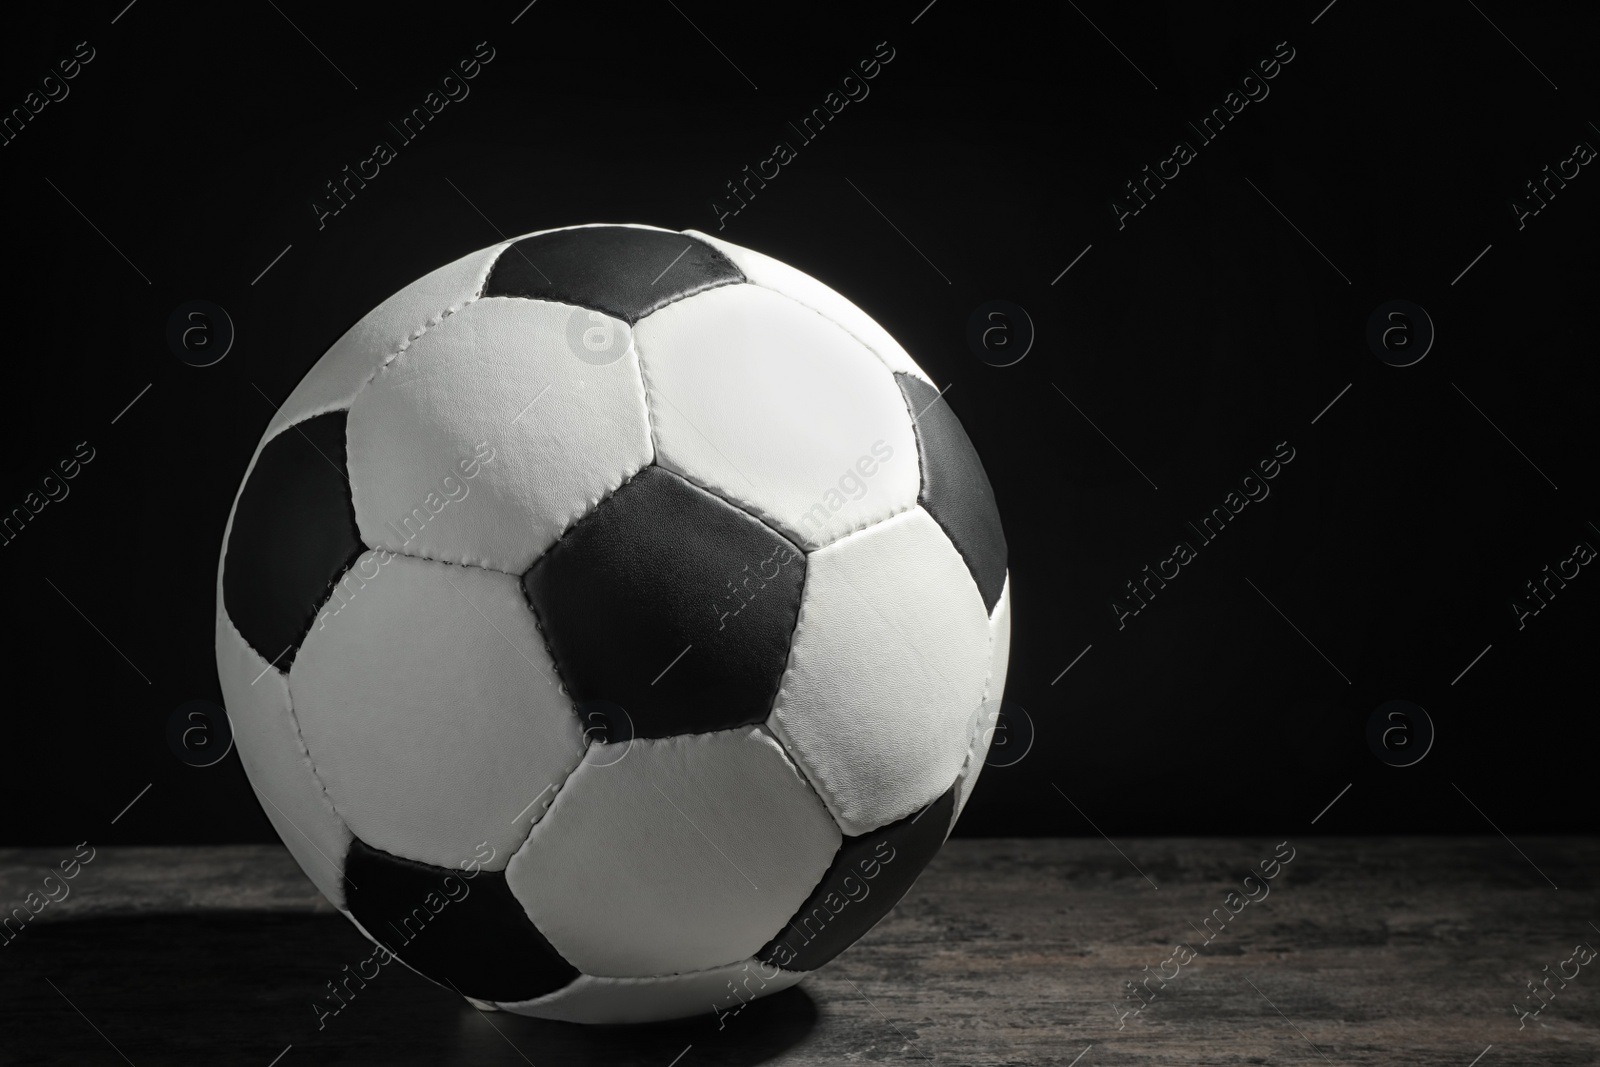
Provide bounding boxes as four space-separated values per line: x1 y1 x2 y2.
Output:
2 837 1596 1065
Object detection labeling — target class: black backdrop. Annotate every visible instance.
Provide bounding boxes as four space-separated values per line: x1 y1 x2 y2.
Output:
2 0 1594 847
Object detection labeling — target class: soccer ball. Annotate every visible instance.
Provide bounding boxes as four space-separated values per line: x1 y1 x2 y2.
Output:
215 224 1010 1024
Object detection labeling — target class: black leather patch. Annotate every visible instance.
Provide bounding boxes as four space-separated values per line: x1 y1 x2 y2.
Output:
482 226 746 323
343 839 578 1003
222 412 364 670
895 373 1007 613
756 786 956 972
523 465 805 739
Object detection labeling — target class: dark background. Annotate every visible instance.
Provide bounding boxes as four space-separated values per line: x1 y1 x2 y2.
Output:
1 0 1594 847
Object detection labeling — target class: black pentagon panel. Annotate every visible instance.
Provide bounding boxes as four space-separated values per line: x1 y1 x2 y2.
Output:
222 412 363 669
343 839 577 1003
523 465 805 739
481 226 746 323
756 786 957 972
895 372 1007 613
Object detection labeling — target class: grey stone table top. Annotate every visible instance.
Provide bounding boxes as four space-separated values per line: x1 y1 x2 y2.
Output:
2 837 1596 1065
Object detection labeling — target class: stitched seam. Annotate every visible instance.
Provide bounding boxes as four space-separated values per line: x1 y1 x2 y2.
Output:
264 398 356 447
896 369 1007 611
624 235 745 321
534 745 589 827
520 580 576 704
350 296 653 574
774 369 934 552
763 555 807 734
366 542 523 577
345 244 506 540
950 577 1009 834
737 277 926 382
755 564 845 844
511 603 610 859
895 369 929 501
768 584 856 834
504 602 587 841
632 330 667 467
756 732 845 965
634 312 917 550
272 433 369 669
516 458 650 742
348 840 582 973
486 226 744 323
802 497 920 553
631 269 746 321
222 608 353 860
523 271 744 325
972 581 1003 745
646 430 915 554
959 587 1002 794
509 730 816 983
624 311 659 466
652 454 799 543
632 326 820 545
775 510 983 836
522 461 653 574
359 291 483 391
283 539 368 669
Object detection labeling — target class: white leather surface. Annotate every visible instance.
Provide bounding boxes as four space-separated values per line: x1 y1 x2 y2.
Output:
288 552 586 870
261 223 679 442
216 610 351 907
262 241 509 446
505 726 840 978
685 230 935 386
495 959 805 1024
346 296 653 573
950 575 1011 835
633 283 919 550
770 507 991 836
243 224 672 529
